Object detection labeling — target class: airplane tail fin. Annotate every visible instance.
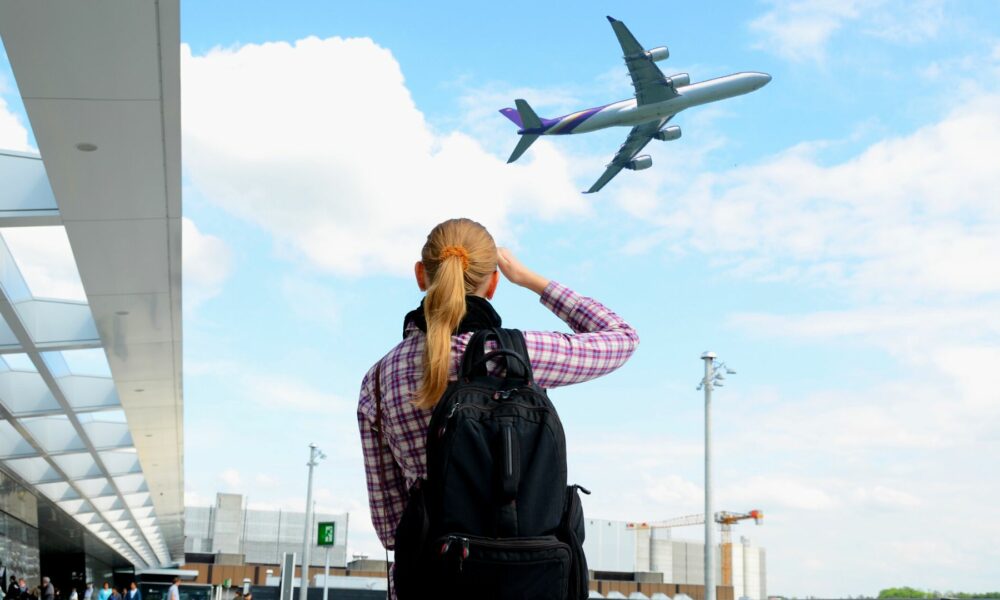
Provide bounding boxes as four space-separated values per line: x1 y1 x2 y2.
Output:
507 133 539 163
501 99 544 163
499 107 524 128
514 99 543 129
499 99 544 130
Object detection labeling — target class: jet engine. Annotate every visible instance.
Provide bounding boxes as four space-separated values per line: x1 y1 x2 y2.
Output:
667 72 690 87
645 46 669 62
654 126 681 141
625 155 653 170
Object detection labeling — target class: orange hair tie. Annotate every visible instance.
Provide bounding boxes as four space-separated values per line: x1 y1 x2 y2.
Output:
439 245 470 271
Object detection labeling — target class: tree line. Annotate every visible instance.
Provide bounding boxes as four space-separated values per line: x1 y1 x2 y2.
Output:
878 587 1000 599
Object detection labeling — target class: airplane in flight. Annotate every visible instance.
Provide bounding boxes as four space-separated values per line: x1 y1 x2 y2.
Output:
500 16 772 193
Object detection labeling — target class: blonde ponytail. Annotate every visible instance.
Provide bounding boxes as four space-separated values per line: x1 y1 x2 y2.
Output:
415 219 497 409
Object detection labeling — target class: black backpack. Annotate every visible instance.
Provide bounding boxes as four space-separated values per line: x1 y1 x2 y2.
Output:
387 327 590 599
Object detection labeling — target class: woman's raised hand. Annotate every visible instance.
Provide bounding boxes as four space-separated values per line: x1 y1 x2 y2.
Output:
497 247 550 295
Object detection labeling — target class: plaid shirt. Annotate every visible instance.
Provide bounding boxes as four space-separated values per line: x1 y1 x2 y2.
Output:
356 281 639 548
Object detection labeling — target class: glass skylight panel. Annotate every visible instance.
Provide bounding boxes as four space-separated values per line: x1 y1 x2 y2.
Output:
59 375 119 412
0 227 86 301
33 480 79 502
4 455 60 483
78 409 127 423
51 451 102 479
19 414 85 453
130 505 155 519
0 234 32 303
112 473 147 494
73 512 101 526
80 419 132 449
0 314 20 348
53 348 112 377
74 476 114 498
98 449 141 475
123 491 151 508
103 509 129 522
84 521 111 535
2 353 36 371
89 495 124 511
0 368 59 414
58 498 95 515
0 420 35 457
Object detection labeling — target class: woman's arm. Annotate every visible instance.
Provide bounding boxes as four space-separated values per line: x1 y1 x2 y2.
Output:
497 248 639 389
357 369 407 549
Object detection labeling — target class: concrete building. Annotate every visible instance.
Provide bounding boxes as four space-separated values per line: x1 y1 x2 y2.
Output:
0 0 185 592
584 518 767 600
184 494 348 568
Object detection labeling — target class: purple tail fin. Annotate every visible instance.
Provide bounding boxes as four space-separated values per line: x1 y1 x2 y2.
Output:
499 107 523 128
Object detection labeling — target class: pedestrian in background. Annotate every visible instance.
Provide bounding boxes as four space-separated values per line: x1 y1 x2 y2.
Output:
125 583 139 600
96 584 110 600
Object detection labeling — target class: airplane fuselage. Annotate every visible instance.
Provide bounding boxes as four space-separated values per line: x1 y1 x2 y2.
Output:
520 72 771 136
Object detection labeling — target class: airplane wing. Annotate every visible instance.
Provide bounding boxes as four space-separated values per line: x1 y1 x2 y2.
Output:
585 117 670 194
607 16 677 106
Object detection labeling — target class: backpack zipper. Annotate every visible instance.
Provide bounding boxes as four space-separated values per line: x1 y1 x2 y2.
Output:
503 424 514 477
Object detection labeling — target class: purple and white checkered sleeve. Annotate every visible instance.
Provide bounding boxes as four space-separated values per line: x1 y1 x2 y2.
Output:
525 281 640 389
357 372 407 549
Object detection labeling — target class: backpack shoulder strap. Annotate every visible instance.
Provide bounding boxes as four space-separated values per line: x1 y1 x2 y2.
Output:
493 327 531 381
460 328 532 381
497 328 529 365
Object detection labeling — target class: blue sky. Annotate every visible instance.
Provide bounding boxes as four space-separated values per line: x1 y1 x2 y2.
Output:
3 0 1000 596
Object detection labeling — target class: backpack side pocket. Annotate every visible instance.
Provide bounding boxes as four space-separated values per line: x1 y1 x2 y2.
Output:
558 484 591 600
393 479 429 598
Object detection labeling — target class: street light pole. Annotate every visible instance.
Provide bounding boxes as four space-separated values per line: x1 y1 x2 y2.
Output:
701 351 717 600
300 443 325 600
698 352 735 600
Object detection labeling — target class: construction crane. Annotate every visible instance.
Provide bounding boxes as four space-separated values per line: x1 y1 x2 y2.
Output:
626 510 763 587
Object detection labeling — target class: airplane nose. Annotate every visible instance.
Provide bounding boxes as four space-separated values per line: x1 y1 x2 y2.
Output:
758 73 772 87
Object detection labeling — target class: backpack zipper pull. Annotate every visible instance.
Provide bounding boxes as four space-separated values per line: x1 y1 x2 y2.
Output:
458 537 470 572
439 537 454 556
439 401 463 438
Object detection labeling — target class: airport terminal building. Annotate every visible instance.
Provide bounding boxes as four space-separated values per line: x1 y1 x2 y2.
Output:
0 0 185 594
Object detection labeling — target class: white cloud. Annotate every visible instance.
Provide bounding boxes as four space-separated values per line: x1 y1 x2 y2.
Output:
852 485 921 510
184 488 213 507
751 0 861 63
724 476 839 510
219 468 242 489
182 217 232 309
0 226 86 300
750 0 946 63
627 94 1000 301
254 473 278 488
181 37 588 277
0 94 32 152
602 81 1000 592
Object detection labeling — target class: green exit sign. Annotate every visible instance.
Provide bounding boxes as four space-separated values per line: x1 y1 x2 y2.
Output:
317 521 336 546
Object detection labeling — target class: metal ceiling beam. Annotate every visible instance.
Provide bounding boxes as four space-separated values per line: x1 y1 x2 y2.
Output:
0 283 166 565
0 151 60 227
0 407 149 568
